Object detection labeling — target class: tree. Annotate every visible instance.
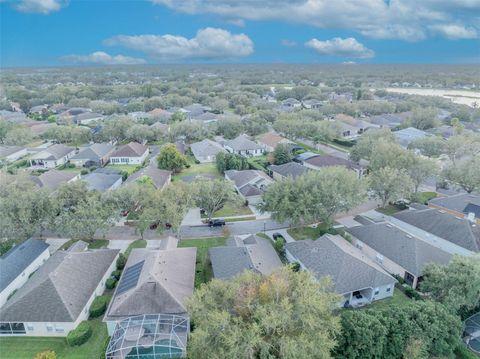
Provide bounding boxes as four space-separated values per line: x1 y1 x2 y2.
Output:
260 167 366 226
368 141 414 171
215 117 245 139
4 127 34 145
215 152 249 173
406 156 437 194
187 267 341 359
0 120 13 144
273 143 293 165
157 143 188 173
170 111 187 122
409 107 439 130
409 136 445 157
194 179 241 221
444 134 480 164
350 129 395 162
101 116 134 143
442 156 480 193
126 124 153 143
368 167 413 208
421 255 480 318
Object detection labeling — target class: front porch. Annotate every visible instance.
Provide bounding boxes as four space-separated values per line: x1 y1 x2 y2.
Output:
343 288 373 308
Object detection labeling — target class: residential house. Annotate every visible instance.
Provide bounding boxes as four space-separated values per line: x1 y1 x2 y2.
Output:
29 144 76 169
148 108 173 121
285 235 396 307
346 223 452 288
303 154 365 177
302 99 323 109
282 98 301 108
257 132 292 152
181 104 211 120
190 112 219 123
0 239 50 307
329 92 353 102
128 111 152 122
70 143 115 168
104 243 196 335
225 169 274 205
0 110 30 124
224 135 264 157
190 139 226 163
267 162 309 180
209 234 282 280
0 146 28 164
294 151 319 164
393 127 428 148
335 115 380 140
150 121 169 136
125 165 171 190
30 170 80 190
368 112 411 129
110 142 149 165
82 172 123 192
0 245 119 336
28 122 56 137
73 112 104 125
428 193 480 224
390 208 480 255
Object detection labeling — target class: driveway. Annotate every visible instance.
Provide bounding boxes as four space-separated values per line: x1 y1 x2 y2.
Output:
108 239 134 253
45 238 70 253
264 228 295 243
181 208 203 226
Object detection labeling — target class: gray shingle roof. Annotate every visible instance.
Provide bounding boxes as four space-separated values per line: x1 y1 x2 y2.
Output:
268 162 309 179
105 247 196 321
304 154 361 170
0 146 25 158
111 142 148 158
0 248 118 322
0 239 49 292
70 143 115 161
393 208 480 252
346 223 452 276
190 139 225 159
82 172 122 192
125 165 171 189
285 235 396 294
225 135 263 152
294 151 318 162
31 144 75 161
225 170 271 189
31 170 78 189
394 127 428 147
209 235 282 280
429 193 480 216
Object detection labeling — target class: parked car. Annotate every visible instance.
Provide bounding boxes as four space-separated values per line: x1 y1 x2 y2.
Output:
149 221 159 230
208 219 226 227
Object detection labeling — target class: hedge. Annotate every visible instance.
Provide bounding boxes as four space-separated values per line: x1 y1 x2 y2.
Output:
111 270 122 280
116 253 127 270
66 321 92 346
89 296 108 318
106 278 117 290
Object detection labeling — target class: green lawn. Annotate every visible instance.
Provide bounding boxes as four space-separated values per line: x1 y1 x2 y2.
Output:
178 237 227 287
247 155 270 172
106 164 140 175
87 239 109 249
0 317 108 359
124 239 147 257
287 224 338 241
412 191 437 204
202 202 253 218
375 205 402 216
172 162 222 182
366 288 410 310
225 216 256 222
297 142 325 155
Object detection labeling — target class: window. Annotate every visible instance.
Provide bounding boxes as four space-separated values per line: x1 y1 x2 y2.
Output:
26 323 34 331
55 325 64 333
46 324 53 332
374 288 380 295
386 286 391 292
0 323 26 335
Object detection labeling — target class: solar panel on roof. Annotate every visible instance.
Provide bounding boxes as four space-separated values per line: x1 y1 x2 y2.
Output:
117 260 144 294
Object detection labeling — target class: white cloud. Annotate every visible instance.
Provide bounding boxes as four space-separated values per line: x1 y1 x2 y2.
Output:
104 28 253 60
305 37 374 58
429 24 478 39
13 0 66 14
62 51 146 65
281 39 297 47
151 0 480 41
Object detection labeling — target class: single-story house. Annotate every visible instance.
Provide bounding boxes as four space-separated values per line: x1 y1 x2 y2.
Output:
72 112 104 125
224 169 274 205
294 151 319 164
391 208 480 255
181 104 211 119
267 162 309 180
30 169 80 190
335 115 380 140
368 112 411 129
346 223 452 288
29 144 76 169
257 132 292 152
149 121 169 136
329 92 353 102
110 142 149 165
190 112 219 123
70 143 115 168
0 239 50 307
224 135 264 157
0 245 119 336
303 154 366 177
0 146 28 164
282 98 301 108
428 193 480 224
104 243 196 335
82 172 123 192
125 165 171 190
394 127 428 148
0 110 30 124
285 235 396 307
302 99 323 109
128 111 152 122
190 139 226 163
209 234 282 280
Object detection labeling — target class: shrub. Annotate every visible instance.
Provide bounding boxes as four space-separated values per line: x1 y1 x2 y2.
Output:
111 270 122 280
404 286 421 300
80 169 89 175
116 253 127 270
291 262 301 272
454 345 478 359
34 351 57 359
66 321 92 346
106 278 117 290
89 296 108 318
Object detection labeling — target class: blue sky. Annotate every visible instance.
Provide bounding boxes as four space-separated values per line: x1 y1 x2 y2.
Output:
1 0 479 67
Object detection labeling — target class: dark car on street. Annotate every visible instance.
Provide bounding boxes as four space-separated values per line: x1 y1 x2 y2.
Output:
208 219 226 227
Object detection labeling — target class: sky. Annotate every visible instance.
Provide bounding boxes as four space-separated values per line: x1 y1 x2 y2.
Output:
1 0 479 67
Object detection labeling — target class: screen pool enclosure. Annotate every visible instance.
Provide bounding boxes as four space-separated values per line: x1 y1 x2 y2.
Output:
106 314 189 359
464 312 480 355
